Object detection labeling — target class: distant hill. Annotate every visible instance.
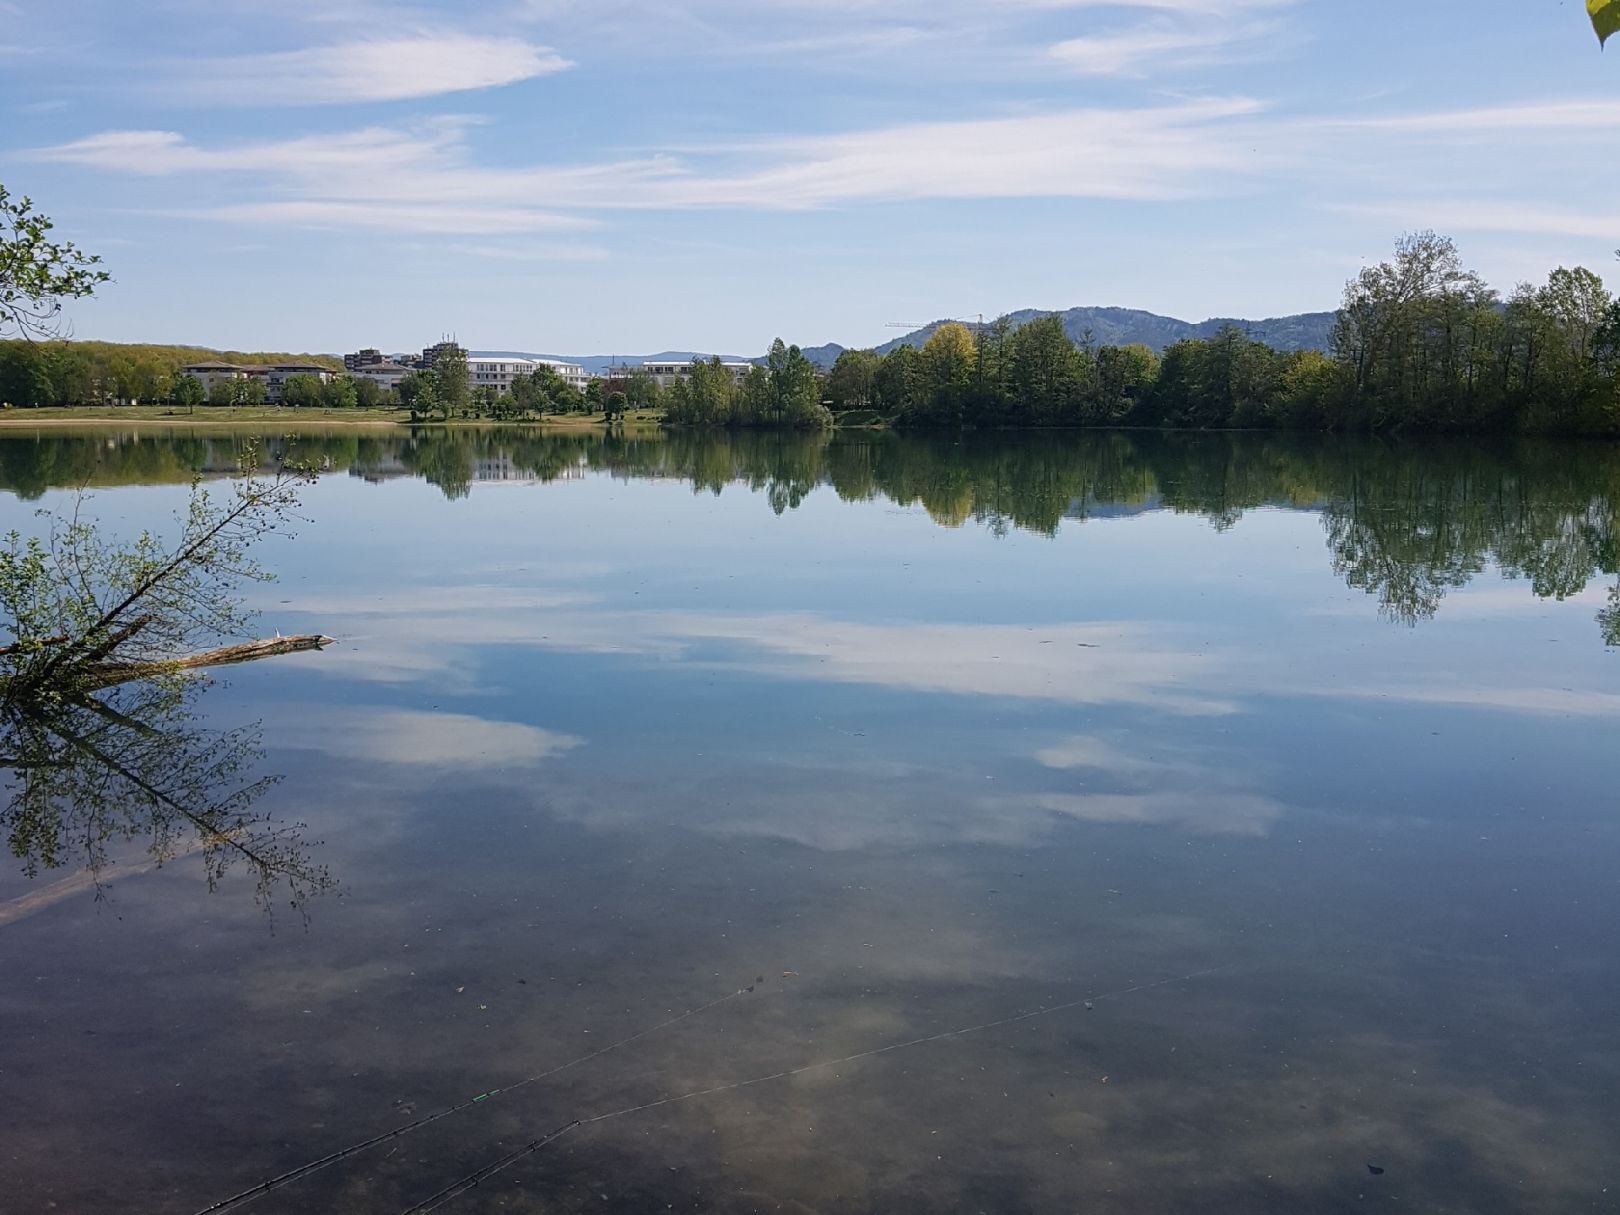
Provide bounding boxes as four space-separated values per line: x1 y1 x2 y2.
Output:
864 308 1338 362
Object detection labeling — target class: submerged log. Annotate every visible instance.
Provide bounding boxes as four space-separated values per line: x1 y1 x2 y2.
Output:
83 635 335 688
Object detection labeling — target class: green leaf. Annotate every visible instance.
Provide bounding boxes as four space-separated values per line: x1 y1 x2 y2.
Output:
1592 0 1620 46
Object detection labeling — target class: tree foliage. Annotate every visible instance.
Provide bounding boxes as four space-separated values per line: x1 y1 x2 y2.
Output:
0 340 341 407
835 235 1618 436
663 342 832 429
0 183 110 342
432 344 470 420
0 445 313 708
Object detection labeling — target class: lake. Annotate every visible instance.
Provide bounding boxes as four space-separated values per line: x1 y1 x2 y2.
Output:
1 426 1616 1214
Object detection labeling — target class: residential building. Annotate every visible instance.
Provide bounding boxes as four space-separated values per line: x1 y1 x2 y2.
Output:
467 356 590 395
343 348 387 371
468 357 535 394
625 360 758 390
180 361 254 395
351 361 413 393
263 363 336 403
182 361 335 403
534 358 590 393
417 340 466 371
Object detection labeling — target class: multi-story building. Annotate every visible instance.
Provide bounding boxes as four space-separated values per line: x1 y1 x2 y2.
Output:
180 361 256 396
417 341 465 371
468 357 533 394
624 360 758 390
534 358 591 393
343 348 388 371
467 356 590 395
183 361 335 403
351 361 414 394
263 363 336 403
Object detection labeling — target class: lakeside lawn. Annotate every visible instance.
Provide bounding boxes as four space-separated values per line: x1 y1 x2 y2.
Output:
0 406 667 428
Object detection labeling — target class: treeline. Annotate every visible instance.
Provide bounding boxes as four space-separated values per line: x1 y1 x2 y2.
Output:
823 234 1620 434
0 341 343 408
661 340 833 429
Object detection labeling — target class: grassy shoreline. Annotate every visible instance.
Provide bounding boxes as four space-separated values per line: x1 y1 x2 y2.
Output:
0 406 664 429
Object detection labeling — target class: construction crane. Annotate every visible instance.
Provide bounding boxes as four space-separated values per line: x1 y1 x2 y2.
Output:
887 314 988 333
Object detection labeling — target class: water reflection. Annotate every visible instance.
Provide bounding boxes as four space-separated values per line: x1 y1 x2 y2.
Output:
2 427 1617 640
0 674 330 915
0 426 1616 1214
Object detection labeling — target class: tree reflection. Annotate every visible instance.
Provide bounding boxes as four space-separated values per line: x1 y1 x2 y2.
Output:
1 674 330 913
4 426 1620 644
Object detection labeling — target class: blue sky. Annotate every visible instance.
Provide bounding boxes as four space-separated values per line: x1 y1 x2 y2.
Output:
1 0 1616 356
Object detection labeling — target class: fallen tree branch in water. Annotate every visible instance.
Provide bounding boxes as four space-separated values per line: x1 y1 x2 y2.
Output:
81 634 335 689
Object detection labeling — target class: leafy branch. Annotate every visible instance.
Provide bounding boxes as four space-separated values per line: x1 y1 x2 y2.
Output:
0 183 110 342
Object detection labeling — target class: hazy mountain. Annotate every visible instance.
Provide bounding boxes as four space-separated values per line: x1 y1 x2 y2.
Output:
865 307 1339 361
475 308 1338 376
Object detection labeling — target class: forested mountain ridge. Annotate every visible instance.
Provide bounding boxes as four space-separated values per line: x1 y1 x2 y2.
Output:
868 308 1338 359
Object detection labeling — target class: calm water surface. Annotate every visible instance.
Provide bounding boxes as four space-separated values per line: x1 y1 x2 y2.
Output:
1 428 1617 1214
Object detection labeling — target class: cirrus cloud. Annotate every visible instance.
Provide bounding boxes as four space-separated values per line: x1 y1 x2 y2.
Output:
164 34 571 106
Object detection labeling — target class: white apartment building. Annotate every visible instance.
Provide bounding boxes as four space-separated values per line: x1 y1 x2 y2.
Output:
468 358 532 394
262 363 336 403
535 358 590 393
633 360 758 390
467 357 590 395
352 361 413 393
180 362 256 395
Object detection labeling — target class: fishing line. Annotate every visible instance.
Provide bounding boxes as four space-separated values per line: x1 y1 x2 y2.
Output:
191 985 755 1215
397 1122 582 1215
396 965 1230 1214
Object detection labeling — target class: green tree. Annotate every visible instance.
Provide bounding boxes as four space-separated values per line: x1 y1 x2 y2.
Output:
170 372 206 413
765 340 828 428
1 183 110 341
281 374 325 409
509 370 549 415
623 369 661 411
322 376 358 410
398 370 434 413
920 323 977 426
826 349 880 411
352 376 384 409
0 445 314 706
604 390 628 422
0 342 53 406
433 344 469 420
1003 316 1086 424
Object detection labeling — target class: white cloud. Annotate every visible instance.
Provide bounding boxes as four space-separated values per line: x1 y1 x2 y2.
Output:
287 584 1238 714
1339 201 1620 243
1332 684 1620 718
31 97 1268 235
443 240 611 262
166 34 571 105
277 707 584 766
1345 99 1620 135
1034 733 1287 835
195 200 596 235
